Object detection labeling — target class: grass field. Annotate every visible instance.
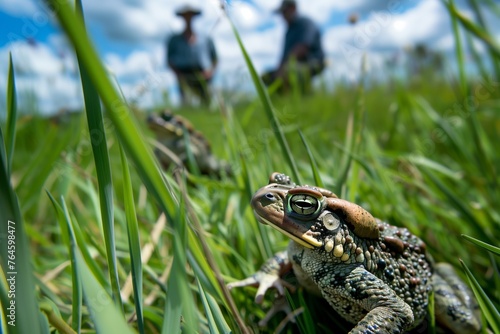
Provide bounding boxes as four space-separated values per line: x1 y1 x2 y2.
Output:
1 1 500 334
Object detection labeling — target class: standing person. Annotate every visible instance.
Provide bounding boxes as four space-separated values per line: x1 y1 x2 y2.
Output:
167 4 218 105
263 0 325 93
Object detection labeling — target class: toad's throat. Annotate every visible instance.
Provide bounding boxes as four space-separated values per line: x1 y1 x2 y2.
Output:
255 213 321 249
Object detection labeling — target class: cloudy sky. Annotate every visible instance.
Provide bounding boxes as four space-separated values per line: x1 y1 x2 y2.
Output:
0 0 496 114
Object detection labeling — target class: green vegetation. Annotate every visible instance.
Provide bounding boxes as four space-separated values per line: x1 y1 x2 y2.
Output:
1 0 499 333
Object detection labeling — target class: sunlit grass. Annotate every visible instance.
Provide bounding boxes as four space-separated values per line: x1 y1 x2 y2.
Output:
0 0 499 333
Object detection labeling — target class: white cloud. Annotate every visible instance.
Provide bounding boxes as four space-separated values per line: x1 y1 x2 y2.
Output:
105 51 156 81
296 2 335 25
21 75 82 112
82 0 225 44
320 0 458 82
252 0 335 25
324 0 449 56
9 42 65 76
103 48 177 106
252 0 418 25
0 40 82 114
373 0 450 50
337 0 417 15
229 2 263 31
251 0 401 17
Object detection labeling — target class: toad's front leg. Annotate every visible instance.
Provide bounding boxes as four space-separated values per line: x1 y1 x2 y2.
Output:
318 265 414 334
227 251 297 326
227 251 296 303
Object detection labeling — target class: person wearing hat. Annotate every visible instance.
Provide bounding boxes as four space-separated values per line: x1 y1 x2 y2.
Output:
263 0 325 93
167 5 218 105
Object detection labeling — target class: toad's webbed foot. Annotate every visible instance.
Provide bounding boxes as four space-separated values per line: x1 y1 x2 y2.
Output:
227 270 295 304
227 251 297 325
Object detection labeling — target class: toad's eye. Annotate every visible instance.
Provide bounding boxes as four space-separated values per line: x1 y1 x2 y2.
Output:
289 194 319 215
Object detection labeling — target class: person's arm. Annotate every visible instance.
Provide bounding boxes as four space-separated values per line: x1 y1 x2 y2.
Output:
285 44 309 63
277 45 308 77
280 18 316 67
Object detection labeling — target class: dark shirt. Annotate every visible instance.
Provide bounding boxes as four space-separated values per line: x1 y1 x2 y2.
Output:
167 33 217 71
281 15 324 65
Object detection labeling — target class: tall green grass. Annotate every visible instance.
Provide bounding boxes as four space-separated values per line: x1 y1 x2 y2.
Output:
0 0 499 333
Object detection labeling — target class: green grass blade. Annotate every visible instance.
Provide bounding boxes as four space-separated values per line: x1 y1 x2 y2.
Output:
5 53 17 175
416 93 497 198
41 12 217 330
240 154 273 258
186 234 222 299
0 269 9 334
15 124 77 212
419 167 488 239
44 5 208 331
75 0 121 310
412 97 472 162
0 121 43 334
227 14 301 183
407 156 461 180
331 141 376 180
182 128 201 177
71 215 110 290
120 145 144 333
299 130 324 188
46 192 82 333
445 0 500 59
445 0 467 95
197 279 231 334
183 188 250 333
163 186 197 334
460 260 500 333
464 17 498 81
420 95 495 192
75 249 135 334
336 60 366 196
43 0 177 227
335 111 355 196
204 286 232 334
483 0 500 16
197 279 216 333
39 300 76 334
50 192 132 333
462 234 500 256
288 289 315 334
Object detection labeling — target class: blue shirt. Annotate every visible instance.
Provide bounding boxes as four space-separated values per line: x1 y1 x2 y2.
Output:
281 16 324 64
167 33 217 70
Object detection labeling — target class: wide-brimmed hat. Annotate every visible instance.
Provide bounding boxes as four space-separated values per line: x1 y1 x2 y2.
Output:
175 4 202 16
273 0 296 13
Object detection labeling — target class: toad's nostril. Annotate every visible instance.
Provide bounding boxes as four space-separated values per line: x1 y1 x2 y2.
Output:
265 193 275 200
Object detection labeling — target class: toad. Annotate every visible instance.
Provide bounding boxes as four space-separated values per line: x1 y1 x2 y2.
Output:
229 173 481 333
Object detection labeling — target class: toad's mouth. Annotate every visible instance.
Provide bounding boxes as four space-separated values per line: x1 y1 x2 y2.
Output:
254 212 321 249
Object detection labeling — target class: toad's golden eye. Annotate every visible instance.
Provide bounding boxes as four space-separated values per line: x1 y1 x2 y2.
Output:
289 194 319 215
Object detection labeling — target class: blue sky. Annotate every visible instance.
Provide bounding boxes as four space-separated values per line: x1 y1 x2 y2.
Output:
0 0 497 114
0 12 54 46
